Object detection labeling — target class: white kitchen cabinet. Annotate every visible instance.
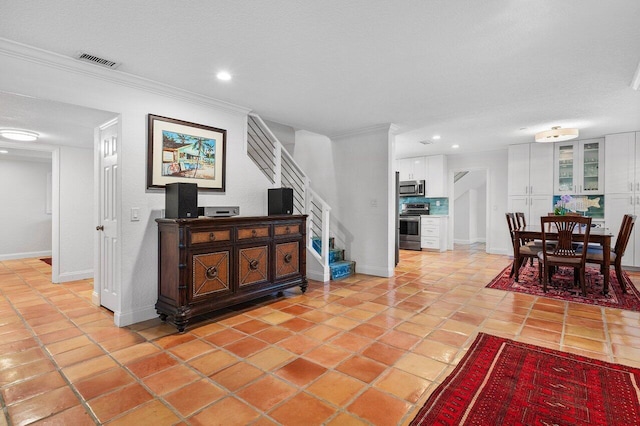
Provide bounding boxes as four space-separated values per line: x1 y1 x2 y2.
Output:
604 132 640 266
508 143 553 223
425 155 448 197
508 143 554 196
398 157 426 181
554 139 604 195
508 195 554 226
421 216 448 252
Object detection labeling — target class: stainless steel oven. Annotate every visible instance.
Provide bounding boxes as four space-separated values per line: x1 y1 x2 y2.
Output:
399 215 421 250
399 203 430 251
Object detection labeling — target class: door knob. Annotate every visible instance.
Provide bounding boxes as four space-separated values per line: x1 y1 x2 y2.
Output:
96 225 104 231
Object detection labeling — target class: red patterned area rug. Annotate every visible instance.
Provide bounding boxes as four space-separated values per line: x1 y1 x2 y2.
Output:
486 263 640 312
410 333 640 425
40 257 52 265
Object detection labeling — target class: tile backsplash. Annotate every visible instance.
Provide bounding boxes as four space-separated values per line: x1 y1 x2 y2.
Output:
400 197 449 215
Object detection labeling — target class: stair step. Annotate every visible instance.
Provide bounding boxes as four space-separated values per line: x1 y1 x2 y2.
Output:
328 248 344 264
330 260 356 280
311 236 335 254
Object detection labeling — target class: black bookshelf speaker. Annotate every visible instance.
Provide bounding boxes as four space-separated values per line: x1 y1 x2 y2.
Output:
165 182 198 218
268 188 294 215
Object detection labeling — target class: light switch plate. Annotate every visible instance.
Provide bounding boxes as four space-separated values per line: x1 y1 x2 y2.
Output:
131 207 140 221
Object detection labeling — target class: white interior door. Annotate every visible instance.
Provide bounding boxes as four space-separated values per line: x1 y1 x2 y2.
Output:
96 118 119 312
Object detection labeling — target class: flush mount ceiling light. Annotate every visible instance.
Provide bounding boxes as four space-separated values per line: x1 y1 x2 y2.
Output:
535 126 578 143
0 129 39 142
0 149 8 154
216 71 232 81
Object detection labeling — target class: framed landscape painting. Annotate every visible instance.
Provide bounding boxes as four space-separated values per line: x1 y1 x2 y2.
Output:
147 114 226 191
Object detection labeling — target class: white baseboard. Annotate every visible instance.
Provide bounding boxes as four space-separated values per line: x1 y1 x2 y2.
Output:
57 269 93 283
114 305 158 327
454 239 472 245
357 264 393 278
0 250 52 261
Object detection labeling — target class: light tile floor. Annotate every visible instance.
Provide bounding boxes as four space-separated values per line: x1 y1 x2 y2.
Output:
1 245 640 425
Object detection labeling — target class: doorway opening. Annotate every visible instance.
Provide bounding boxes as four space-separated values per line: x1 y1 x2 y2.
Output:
448 168 490 252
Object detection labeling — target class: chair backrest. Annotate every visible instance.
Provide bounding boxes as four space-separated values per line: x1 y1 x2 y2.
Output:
614 214 636 257
515 212 526 227
505 213 517 246
540 215 592 262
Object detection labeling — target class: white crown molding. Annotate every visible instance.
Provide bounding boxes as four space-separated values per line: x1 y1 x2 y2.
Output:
331 123 397 140
0 38 252 116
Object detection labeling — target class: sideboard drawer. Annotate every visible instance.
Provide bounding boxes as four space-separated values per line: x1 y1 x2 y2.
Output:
274 224 301 236
237 226 270 240
190 229 232 245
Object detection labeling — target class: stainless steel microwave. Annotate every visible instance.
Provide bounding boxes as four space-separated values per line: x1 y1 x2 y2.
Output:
399 180 425 197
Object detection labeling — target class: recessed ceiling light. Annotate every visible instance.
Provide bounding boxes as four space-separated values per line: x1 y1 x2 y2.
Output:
0 149 8 154
452 144 459 149
432 135 441 140
0 129 39 142
216 71 232 81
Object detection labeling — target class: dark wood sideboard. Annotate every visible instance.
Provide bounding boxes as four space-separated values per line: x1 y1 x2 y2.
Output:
155 215 308 332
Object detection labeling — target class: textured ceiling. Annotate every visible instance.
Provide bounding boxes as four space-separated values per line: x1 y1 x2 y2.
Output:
1 1 640 158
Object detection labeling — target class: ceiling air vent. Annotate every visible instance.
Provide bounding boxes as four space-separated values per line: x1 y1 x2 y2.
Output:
419 140 434 145
75 52 121 69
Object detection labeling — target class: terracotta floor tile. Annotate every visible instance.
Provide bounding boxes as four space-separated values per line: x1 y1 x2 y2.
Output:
0 347 47 370
7 386 80 426
325 412 369 426
233 318 272 334
189 350 238 376
278 334 321 355
189 397 260 426
168 339 214 361
275 358 327 387
349 386 410 425
44 335 93 355
336 355 386 383
126 352 179 378
378 330 421 350
143 364 200 395
203 328 247 346
99 333 146 352
110 342 161 364
106 400 180 426
236 375 298 411
331 332 373 352
362 341 406 366
210 361 264 391
73 368 135 401
304 344 352 368
164 379 226 416
303 324 341 341
52 343 106 367
0 337 38 356
395 353 448 381
279 317 316 332
0 358 56 387
375 368 431 403
86 383 153 423
30 404 96 425
268 392 335 425
1 371 66 405
189 321 225 337
253 326 295 343
306 371 365 406
223 336 269 358
246 346 295 371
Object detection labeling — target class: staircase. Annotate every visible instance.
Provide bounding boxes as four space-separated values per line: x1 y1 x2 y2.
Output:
311 237 356 280
246 113 355 281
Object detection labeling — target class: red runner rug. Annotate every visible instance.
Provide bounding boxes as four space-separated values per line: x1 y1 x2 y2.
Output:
410 333 640 425
486 263 640 312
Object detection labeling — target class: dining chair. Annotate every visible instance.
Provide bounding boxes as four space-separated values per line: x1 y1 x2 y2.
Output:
538 215 592 296
515 211 543 264
583 214 636 293
506 212 542 279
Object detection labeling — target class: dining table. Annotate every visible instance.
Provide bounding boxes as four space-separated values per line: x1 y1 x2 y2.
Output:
513 225 614 294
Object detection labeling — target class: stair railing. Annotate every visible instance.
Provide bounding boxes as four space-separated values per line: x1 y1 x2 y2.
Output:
247 113 331 269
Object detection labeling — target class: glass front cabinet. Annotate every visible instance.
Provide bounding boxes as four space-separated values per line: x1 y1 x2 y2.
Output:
554 139 604 195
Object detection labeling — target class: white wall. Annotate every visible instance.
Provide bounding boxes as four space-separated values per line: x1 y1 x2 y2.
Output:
0 158 52 259
454 191 471 243
448 150 510 254
294 126 395 277
58 146 94 281
0 40 270 326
